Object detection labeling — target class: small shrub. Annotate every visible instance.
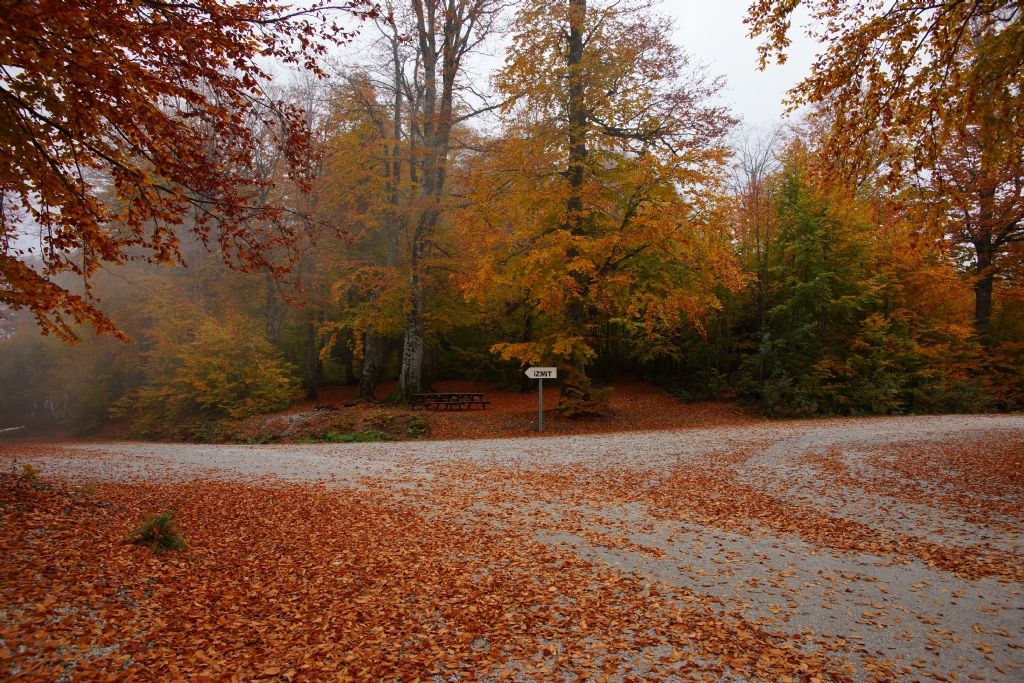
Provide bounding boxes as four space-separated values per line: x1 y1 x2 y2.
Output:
406 413 429 437
17 464 41 485
555 372 612 418
80 481 97 497
242 427 280 445
757 371 819 418
329 416 355 433
106 393 139 421
367 410 395 431
129 511 187 555
138 315 294 423
191 419 229 443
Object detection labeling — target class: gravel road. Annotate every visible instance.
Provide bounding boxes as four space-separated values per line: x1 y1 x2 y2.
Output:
4 414 1023 682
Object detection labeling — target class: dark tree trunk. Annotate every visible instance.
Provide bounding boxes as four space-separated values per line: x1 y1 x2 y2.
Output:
343 332 358 386
974 241 995 336
305 315 318 401
264 271 288 345
422 343 436 389
356 330 382 400
562 0 590 375
566 0 587 234
358 39 404 403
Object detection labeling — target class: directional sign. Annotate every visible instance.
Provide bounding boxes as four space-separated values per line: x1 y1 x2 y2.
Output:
526 368 556 433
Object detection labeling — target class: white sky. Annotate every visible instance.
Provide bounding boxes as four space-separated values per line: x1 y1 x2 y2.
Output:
662 0 820 128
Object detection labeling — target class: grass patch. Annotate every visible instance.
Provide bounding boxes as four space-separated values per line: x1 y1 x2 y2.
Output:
304 429 387 443
128 511 187 555
242 427 279 445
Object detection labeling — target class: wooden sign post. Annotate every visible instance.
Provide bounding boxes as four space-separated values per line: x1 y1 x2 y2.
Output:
525 367 557 432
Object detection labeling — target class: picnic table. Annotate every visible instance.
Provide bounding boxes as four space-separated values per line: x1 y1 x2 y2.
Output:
411 392 490 410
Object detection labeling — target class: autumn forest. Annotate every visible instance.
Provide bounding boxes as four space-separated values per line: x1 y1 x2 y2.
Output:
2 0 1023 436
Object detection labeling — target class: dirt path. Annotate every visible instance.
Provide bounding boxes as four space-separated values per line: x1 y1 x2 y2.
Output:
2 414 1023 682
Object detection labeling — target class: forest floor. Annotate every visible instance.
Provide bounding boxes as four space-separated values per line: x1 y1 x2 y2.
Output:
2 415 1023 683
224 378 756 444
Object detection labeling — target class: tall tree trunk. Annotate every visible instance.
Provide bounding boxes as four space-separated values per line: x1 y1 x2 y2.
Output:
566 0 587 234
974 239 995 336
305 313 318 401
357 36 406 402
563 0 589 375
342 329 358 385
393 0 443 401
422 340 436 388
390 0 479 400
394 221 429 399
264 270 288 345
356 331 382 400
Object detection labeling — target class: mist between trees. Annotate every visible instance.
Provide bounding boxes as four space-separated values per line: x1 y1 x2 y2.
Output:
1 0 1022 435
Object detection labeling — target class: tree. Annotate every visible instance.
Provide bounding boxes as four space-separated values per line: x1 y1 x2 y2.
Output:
746 1 1024 334
928 102 1024 336
456 0 739 399
324 14 420 402
387 0 504 401
747 0 1023 166
321 0 504 402
732 126 785 380
1 0 375 342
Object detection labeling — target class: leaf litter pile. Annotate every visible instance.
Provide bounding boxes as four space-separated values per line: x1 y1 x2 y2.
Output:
2 416 1023 682
1 478 839 683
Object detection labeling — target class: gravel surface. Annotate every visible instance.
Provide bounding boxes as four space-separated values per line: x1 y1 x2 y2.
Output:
4 413 1023 682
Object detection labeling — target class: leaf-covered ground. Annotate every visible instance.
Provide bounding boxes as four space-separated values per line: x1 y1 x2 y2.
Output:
163 379 755 444
2 415 1023 682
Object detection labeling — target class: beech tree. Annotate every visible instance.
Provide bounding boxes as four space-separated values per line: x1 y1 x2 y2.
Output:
746 1 1024 335
746 0 1023 165
929 109 1024 335
456 0 739 406
0 0 374 342
388 0 504 400
319 67 414 402
319 0 503 401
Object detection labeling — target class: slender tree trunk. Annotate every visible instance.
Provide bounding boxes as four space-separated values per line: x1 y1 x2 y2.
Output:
422 342 436 388
390 0 475 400
357 37 406 402
343 329 358 385
305 314 318 401
974 240 995 336
264 270 288 345
393 0 441 401
265 273 279 345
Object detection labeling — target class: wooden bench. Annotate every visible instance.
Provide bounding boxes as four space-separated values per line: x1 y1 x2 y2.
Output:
411 393 491 410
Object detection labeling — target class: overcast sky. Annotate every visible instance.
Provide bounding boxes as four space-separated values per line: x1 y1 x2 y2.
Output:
661 0 820 128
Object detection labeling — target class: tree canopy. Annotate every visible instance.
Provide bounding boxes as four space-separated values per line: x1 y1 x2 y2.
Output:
1 0 375 341
1 0 1023 435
